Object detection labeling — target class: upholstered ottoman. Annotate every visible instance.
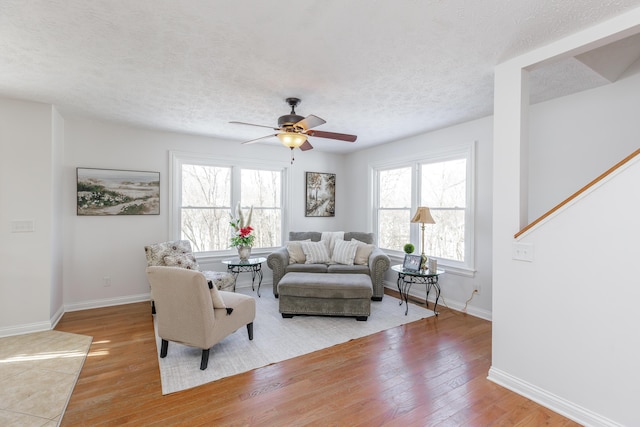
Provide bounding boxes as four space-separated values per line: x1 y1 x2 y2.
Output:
278 273 373 321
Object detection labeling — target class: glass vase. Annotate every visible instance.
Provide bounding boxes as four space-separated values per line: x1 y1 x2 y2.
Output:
237 245 251 262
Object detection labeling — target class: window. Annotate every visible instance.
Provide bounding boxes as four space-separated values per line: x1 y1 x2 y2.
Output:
171 152 286 254
421 158 467 262
240 169 281 248
377 167 412 250
181 164 231 252
373 142 475 272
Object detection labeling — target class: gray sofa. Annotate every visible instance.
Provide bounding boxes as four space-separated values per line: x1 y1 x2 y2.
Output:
267 232 390 301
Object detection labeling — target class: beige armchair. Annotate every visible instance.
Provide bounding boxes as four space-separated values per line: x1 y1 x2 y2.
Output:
144 240 236 313
146 266 256 370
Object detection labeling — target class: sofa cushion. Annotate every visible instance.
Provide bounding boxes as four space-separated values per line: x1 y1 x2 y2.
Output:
300 241 331 264
278 273 372 299
286 263 328 274
331 239 359 265
289 231 322 242
344 232 374 245
327 264 371 275
352 239 374 265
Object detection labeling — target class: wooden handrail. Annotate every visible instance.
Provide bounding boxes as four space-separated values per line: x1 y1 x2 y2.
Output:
515 148 640 238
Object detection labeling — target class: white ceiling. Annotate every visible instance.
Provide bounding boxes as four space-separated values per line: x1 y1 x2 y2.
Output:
1 0 640 153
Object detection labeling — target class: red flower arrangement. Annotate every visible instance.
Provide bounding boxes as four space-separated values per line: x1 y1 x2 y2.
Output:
229 203 255 247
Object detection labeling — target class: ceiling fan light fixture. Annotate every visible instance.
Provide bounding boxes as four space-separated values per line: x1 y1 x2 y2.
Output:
277 131 307 148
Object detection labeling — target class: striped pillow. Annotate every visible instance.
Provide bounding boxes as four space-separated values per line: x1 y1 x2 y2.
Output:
300 241 331 264
331 239 359 265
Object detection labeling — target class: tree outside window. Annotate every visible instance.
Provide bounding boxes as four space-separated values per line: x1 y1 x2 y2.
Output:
421 158 466 262
181 165 230 252
177 161 283 253
240 169 281 248
377 167 411 251
374 143 474 270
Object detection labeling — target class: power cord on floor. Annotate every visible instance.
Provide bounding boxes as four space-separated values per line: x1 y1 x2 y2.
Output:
462 289 478 313
434 289 477 316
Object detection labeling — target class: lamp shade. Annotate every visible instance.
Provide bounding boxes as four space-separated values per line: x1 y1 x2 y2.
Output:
277 132 307 148
410 206 435 224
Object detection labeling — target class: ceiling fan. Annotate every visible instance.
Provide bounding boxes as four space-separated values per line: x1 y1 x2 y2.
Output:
230 98 357 160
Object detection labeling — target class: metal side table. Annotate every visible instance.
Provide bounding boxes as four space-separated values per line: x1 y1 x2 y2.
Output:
222 257 266 297
391 264 444 315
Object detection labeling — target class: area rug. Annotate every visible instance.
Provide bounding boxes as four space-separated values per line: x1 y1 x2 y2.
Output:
154 288 434 394
0 330 92 426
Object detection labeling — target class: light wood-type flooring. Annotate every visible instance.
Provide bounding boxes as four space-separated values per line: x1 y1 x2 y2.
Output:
55 289 579 426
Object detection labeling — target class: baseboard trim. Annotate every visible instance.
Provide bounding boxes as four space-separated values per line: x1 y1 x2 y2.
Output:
65 293 151 312
0 293 152 338
488 366 622 427
0 321 53 338
50 304 65 329
383 281 492 321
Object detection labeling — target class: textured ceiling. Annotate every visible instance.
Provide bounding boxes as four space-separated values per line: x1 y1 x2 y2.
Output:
1 0 640 153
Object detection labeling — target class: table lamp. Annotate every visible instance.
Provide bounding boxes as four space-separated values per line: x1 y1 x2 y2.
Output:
410 206 435 270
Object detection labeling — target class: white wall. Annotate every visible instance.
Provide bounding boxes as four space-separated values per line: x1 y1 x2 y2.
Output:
0 98 59 335
50 107 65 320
62 116 346 310
345 117 494 319
529 63 640 220
491 7 640 426
492 158 640 427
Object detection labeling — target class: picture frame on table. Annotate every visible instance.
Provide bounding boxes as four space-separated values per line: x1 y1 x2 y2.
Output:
402 254 422 272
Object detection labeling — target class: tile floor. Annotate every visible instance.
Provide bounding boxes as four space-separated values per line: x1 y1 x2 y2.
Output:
0 330 92 426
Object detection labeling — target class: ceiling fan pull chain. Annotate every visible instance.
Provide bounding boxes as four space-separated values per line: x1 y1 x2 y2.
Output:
290 147 295 164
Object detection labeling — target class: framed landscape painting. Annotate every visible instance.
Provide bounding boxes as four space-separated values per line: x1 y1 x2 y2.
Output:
77 168 160 216
305 171 335 217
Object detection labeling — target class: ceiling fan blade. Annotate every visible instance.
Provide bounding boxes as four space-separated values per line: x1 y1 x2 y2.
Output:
299 140 314 151
295 114 326 130
306 130 357 142
241 134 278 145
230 121 280 131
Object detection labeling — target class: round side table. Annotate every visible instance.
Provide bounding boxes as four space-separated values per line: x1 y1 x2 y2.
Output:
222 257 267 297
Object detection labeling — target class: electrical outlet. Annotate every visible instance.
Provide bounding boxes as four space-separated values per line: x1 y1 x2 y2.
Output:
512 242 534 262
103 276 111 287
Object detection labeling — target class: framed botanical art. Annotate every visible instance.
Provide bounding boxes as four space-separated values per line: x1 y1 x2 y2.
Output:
77 168 160 216
305 171 335 217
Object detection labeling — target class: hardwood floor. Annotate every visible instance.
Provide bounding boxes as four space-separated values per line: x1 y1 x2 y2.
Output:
55 290 578 426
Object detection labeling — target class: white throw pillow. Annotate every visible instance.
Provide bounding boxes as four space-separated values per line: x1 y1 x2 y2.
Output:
287 239 310 264
331 239 359 265
352 239 374 265
300 241 331 264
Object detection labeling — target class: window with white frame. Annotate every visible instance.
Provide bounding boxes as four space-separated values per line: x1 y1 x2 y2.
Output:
377 166 412 250
373 142 475 272
420 158 467 262
171 153 285 254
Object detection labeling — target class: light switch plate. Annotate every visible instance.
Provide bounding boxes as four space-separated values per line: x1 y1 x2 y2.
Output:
11 220 35 233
